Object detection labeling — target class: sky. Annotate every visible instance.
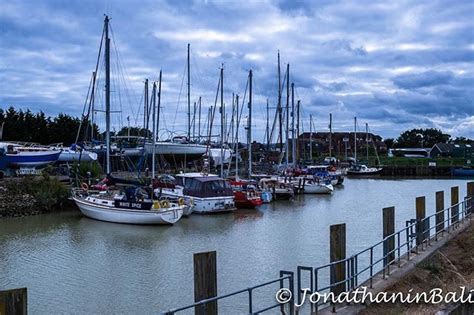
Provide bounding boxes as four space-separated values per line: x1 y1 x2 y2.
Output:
1 0 473 141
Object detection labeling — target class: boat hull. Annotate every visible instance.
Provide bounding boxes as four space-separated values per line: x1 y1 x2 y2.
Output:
347 168 383 176
144 142 207 160
73 197 184 225
6 151 61 167
58 150 98 162
302 183 334 194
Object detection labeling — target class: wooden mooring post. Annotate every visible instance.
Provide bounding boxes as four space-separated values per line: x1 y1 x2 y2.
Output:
468 182 474 214
329 224 346 297
451 186 459 226
415 197 426 247
435 191 445 239
383 207 395 268
0 288 27 315
194 251 217 315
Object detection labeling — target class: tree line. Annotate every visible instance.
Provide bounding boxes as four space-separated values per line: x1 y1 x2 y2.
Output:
383 128 472 149
0 106 99 145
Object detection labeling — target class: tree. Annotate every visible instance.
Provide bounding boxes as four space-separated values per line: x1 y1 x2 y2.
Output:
383 138 395 149
395 128 450 148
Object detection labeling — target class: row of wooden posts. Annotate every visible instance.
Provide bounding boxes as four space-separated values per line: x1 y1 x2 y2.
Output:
189 182 473 314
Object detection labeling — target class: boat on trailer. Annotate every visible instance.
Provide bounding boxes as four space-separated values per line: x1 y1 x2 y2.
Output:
0 142 60 168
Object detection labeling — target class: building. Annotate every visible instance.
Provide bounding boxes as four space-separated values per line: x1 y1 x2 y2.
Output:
430 143 473 159
297 131 387 158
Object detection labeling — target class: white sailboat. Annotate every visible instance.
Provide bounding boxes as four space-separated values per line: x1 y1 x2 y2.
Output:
72 16 185 225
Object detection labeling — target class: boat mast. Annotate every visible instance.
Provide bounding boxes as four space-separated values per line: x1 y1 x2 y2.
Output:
366 122 369 164
220 64 224 178
198 96 202 141
193 101 196 140
329 113 332 157
151 81 157 178
296 99 300 164
187 43 191 140
285 63 290 166
144 79 149 136
90 71 97 142
235 94 239 179
354 116 357 162
309 114 313 161
291 82 295 165
266 98 270 149
104 15 111 175
248 70 253 177
277 51 283 153
157 70 162 140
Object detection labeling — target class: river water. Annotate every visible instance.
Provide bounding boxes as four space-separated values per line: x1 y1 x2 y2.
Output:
0 178 470 314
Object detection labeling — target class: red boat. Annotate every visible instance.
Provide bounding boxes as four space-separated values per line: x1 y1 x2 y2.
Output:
229 180 263 208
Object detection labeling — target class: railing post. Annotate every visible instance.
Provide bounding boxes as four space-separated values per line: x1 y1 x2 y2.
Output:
194 251 218 315
435 191 444 239
330 223 346 297
415 196 426 248
451 186 459 227
468 182 474 214
383 207 395 267
0 288 27 315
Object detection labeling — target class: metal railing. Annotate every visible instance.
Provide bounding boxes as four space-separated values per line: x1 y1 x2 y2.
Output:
163 194 472 314
162 271 294 315
295 195 473 313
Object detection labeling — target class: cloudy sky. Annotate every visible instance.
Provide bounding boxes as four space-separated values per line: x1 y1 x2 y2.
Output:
1 0 473 140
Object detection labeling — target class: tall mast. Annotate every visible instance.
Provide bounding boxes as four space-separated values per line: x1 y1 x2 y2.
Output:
193 101 196 140
329 113 332 157
248 70 253 177
235 94 239 179
266 98 270 148
285 63 290 166
277 51 282 152
144 79 149 136
354 117 357 162
151 81 157 178
366 122 369 164
198 96 202 140
187 43 191 140
291 82 295 165
104 15 111 175
296 99 300 163
309 114 313 161
90 71 97 141
220 65 224 178
157 70 162 140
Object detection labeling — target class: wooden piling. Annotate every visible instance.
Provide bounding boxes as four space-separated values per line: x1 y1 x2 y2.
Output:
415 197 426 246
194 251 217 315
0 288 27 315
383 207 395 266
451 186 459 224
435 191 445 235
468 182 474 214
330 223 346 296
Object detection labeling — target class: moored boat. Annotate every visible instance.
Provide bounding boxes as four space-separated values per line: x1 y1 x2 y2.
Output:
229 180 263 208
347 164 383 176
157 172 236 214
0 142 60 168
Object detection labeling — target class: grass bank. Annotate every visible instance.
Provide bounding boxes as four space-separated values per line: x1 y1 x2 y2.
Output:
360 221 474 314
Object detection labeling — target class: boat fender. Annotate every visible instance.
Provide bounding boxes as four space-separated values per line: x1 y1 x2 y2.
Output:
81 182 89 191
160 200 170 208
153 200 161 210
189 198 194 206
178 198 185 206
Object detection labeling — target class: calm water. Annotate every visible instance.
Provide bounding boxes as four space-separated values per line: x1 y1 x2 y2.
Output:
0 178 470 314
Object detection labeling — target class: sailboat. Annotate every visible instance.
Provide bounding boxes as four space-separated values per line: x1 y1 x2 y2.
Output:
347 118 383 176
72 16 185 225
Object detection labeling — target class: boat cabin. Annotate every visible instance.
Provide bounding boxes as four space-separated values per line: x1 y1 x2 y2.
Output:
176 173 233 198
